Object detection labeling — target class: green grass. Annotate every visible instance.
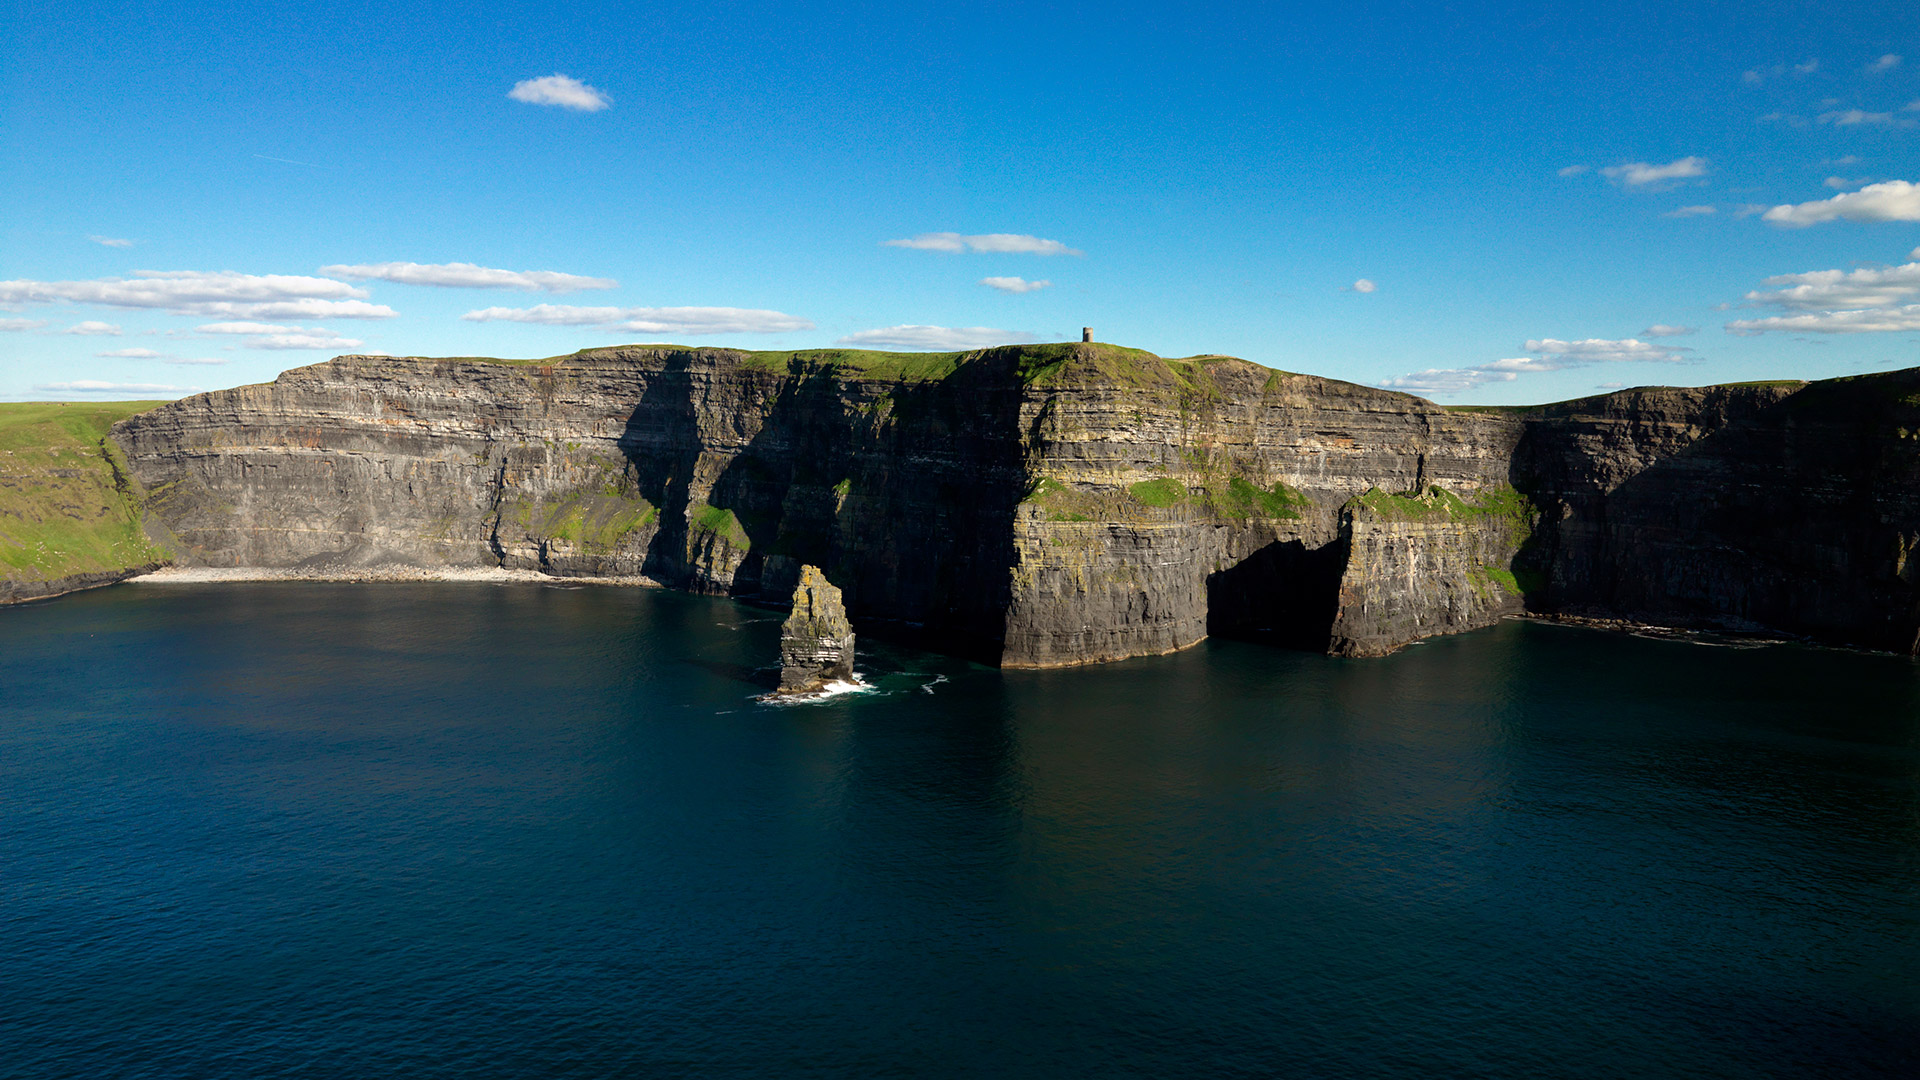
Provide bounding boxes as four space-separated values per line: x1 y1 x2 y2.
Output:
0 401 171 582
689 502 750 547
1128 477 1188 507
1483 566 1521 596
525 491 657 552
1348 483 1534 533
1201 476 1309 520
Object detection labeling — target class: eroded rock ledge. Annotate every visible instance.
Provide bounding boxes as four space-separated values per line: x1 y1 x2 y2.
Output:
101 344 1920 663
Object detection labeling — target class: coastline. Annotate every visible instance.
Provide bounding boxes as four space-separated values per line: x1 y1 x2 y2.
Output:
128 566 663 588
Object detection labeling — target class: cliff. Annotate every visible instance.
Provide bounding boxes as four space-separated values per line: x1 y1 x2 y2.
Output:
0 401 172 605
107 343 1526 665
3 341 1900 665
1511 374 1920 652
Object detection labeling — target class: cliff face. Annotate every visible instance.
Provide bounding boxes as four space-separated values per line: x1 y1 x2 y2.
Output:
112 344 1525 665
1512 374 1920 652
106 343 1920 663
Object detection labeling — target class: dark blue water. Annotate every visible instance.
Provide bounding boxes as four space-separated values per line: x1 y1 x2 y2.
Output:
2 583 1916 1078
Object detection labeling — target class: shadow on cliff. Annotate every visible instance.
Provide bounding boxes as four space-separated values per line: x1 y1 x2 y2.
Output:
1205 533 1350 652
1507 374 1920 652
614 349 1036 664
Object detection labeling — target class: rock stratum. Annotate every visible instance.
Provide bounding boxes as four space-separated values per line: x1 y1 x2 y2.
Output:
44 342 1917 665
778 565 856 693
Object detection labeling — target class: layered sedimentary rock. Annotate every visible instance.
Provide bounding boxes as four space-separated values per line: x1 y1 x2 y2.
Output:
1328 487 1532 658
101 342 1920 664
778 565 856 693
111 344 1529 665
1511 374 1920 652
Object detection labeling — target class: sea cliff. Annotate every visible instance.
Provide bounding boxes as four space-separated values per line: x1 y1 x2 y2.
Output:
7 341 1914 666
106 344 1530 665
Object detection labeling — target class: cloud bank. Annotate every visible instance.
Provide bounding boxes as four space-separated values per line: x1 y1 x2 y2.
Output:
461 304 813 335
0 271 395 319
508 74 610 112
835 325 1036 350
320 262 616 293
884 233 1083 256
1726 258 1920 334
1377 338 1690 397
195 321 364 350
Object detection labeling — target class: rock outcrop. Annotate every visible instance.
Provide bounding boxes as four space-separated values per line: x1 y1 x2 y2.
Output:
778 565 855 693
94 343 1920 664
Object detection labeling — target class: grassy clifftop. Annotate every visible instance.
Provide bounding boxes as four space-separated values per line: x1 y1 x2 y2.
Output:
0 401 171 587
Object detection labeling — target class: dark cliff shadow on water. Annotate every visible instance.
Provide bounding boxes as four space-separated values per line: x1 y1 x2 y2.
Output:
1205 534 1348 652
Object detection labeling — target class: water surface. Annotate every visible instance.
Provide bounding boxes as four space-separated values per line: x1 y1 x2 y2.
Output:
2 583 1915 1077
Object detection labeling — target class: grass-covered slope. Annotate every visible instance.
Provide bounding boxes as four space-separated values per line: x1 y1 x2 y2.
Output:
0 401 171 593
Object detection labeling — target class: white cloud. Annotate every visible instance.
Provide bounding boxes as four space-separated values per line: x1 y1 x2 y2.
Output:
192 321 363 350
1824 176 1871 189
1827 155 1863 166
250 335 362 350
1557 164 1589 177
194 321 299 335
33 380 197 394
508 74 610 112
96 348 164 358
1742 263 1920 311
1726 258 1920 334
883 233 1083 256
1351 278 1377 293
1641 325 1698 337
1728 307 1920 334
319 261 616 293
461 304 813 335
89 236 133 248
1908 100 1920 112
1601 157 1709 189
1665 205 1717 217
1762 181 1920 226
1743 61 1820 84
1526 338 1686 363
835 325 1036 350
1725 257 1920 335
63 321 122 335
164 357 232 365
1867 54 1902 74
0 318 47 332
1817 109 1917 129
0 270 395 319
1376 338 1688 399
981 277 1051 293
1377 368 1518 395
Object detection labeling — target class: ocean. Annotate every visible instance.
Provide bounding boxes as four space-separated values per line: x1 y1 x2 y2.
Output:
2 582 1915 1077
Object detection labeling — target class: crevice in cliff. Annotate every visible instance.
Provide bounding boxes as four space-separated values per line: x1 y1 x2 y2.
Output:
1204 533 1349 651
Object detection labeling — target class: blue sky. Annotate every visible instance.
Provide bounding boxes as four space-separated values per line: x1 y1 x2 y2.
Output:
3 0 1917 403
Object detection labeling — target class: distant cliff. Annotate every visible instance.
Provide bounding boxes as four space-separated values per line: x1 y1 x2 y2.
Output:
8 341 1908 665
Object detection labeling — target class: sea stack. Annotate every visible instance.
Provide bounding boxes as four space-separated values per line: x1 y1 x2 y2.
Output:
778 565 855 694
